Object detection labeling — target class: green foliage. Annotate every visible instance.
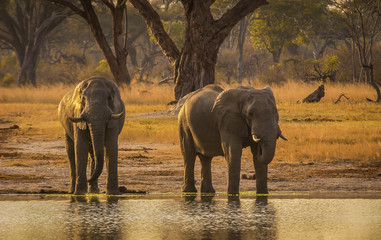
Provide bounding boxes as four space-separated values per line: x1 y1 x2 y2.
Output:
1 73 15 87
0 53 17 67
249 0 299 62
321 54 339 75
162 19 184 49
259 63 287 85
0 53 18 86
249 0 338 62
94 59 112 79
285 54 340 83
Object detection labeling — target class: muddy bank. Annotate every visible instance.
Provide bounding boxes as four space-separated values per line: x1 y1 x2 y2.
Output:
1 127 381 194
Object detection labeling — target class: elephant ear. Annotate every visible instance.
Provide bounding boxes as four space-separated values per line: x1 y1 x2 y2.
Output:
106 81 124 129
211 88 250 138
263 86 279 122
71 81 88 130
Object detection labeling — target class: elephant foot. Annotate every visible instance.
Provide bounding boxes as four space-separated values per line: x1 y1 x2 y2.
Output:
201 184 215 194
227 188 240 196
73 189 87 195
89 185 100 194
106 190 121 195
107 189 121 195
182 184 197 193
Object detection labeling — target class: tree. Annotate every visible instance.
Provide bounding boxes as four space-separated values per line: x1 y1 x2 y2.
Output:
249 0 298 64
0 0 67 86
130 0 268 100
335 0 381 102
49 0 132 85
236 14 251 83
287 0 344 60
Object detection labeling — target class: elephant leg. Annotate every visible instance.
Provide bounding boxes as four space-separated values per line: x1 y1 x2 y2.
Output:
199 155 215 193
65 134 76 194
180 129 197 193
88 143 100 193
74 129 89 195
221 136 242 195
251 144 268 194
105 128 120 195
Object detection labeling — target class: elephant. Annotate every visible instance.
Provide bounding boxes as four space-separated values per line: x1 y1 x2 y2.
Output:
58 76 125 195
178 84 287 195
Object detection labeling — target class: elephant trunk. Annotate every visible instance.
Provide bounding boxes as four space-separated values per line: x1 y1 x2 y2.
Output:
88 124 105 185
257 140 276 165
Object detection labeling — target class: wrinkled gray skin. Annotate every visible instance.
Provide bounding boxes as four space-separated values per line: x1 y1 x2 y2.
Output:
58 77 125 195
178 84 287 194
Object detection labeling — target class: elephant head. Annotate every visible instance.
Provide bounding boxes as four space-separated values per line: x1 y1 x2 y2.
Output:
212 86 287 165
69 78 124 185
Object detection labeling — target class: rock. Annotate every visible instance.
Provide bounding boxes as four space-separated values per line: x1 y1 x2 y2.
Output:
241 174 248 179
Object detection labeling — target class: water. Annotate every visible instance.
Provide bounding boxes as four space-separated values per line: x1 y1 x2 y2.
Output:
1 193 381 240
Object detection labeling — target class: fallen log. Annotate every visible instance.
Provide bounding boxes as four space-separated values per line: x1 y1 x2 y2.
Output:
334 93 349 104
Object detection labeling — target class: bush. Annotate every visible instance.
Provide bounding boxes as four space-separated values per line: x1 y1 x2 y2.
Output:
1 73 16 87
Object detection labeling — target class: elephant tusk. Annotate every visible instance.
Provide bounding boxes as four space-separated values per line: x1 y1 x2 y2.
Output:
280 133 288 141
252 135 261 143
110 111 124 120
69 117 86 123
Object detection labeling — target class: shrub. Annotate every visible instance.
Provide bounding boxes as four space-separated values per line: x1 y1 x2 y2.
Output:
1 73 15 87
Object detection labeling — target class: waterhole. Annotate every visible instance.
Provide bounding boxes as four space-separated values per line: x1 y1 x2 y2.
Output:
0 193 380 240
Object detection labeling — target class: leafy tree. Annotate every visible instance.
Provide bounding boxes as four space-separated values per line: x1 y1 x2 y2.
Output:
286 0 346 60
334 0 381 102
249 0 298 63
0 0 68 86
130 0 268 100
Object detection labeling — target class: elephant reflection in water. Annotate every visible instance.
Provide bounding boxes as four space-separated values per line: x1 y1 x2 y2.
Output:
180 196 277 240
65 196 123 239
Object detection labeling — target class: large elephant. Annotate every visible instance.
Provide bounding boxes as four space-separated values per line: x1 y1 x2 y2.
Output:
58 76 125 195
178 84 287 194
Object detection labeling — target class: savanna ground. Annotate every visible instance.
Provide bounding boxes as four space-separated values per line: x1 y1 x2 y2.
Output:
0 81 381 195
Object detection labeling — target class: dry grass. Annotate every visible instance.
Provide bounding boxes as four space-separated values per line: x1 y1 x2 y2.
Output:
0 81 380 164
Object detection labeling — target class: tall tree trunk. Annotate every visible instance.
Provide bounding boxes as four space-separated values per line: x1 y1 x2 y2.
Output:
237 15 250 84
130 0 268 100
49 0 131 86
17 42 40 86
174 41 218 99
371 66 381 102
351 39 357 83
173 1 220 99
271 51 281 64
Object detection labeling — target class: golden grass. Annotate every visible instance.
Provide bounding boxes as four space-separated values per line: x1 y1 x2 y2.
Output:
0 81 380 163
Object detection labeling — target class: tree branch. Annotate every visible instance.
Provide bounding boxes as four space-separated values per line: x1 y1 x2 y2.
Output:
214 0 268 39
130 0 180 64
48 0 85 18
101 0 115 10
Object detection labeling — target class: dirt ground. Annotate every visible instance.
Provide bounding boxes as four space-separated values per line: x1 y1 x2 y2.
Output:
1 123 381 195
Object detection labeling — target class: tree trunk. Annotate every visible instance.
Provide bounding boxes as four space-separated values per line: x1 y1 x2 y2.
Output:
271 51 281 64
237 16 250 84
17 45 40 86
130 0 268 100
174 42 218 99
173 1 220 99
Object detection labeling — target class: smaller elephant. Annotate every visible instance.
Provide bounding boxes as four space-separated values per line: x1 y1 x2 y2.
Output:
178 84 287 195
58 76 125 195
